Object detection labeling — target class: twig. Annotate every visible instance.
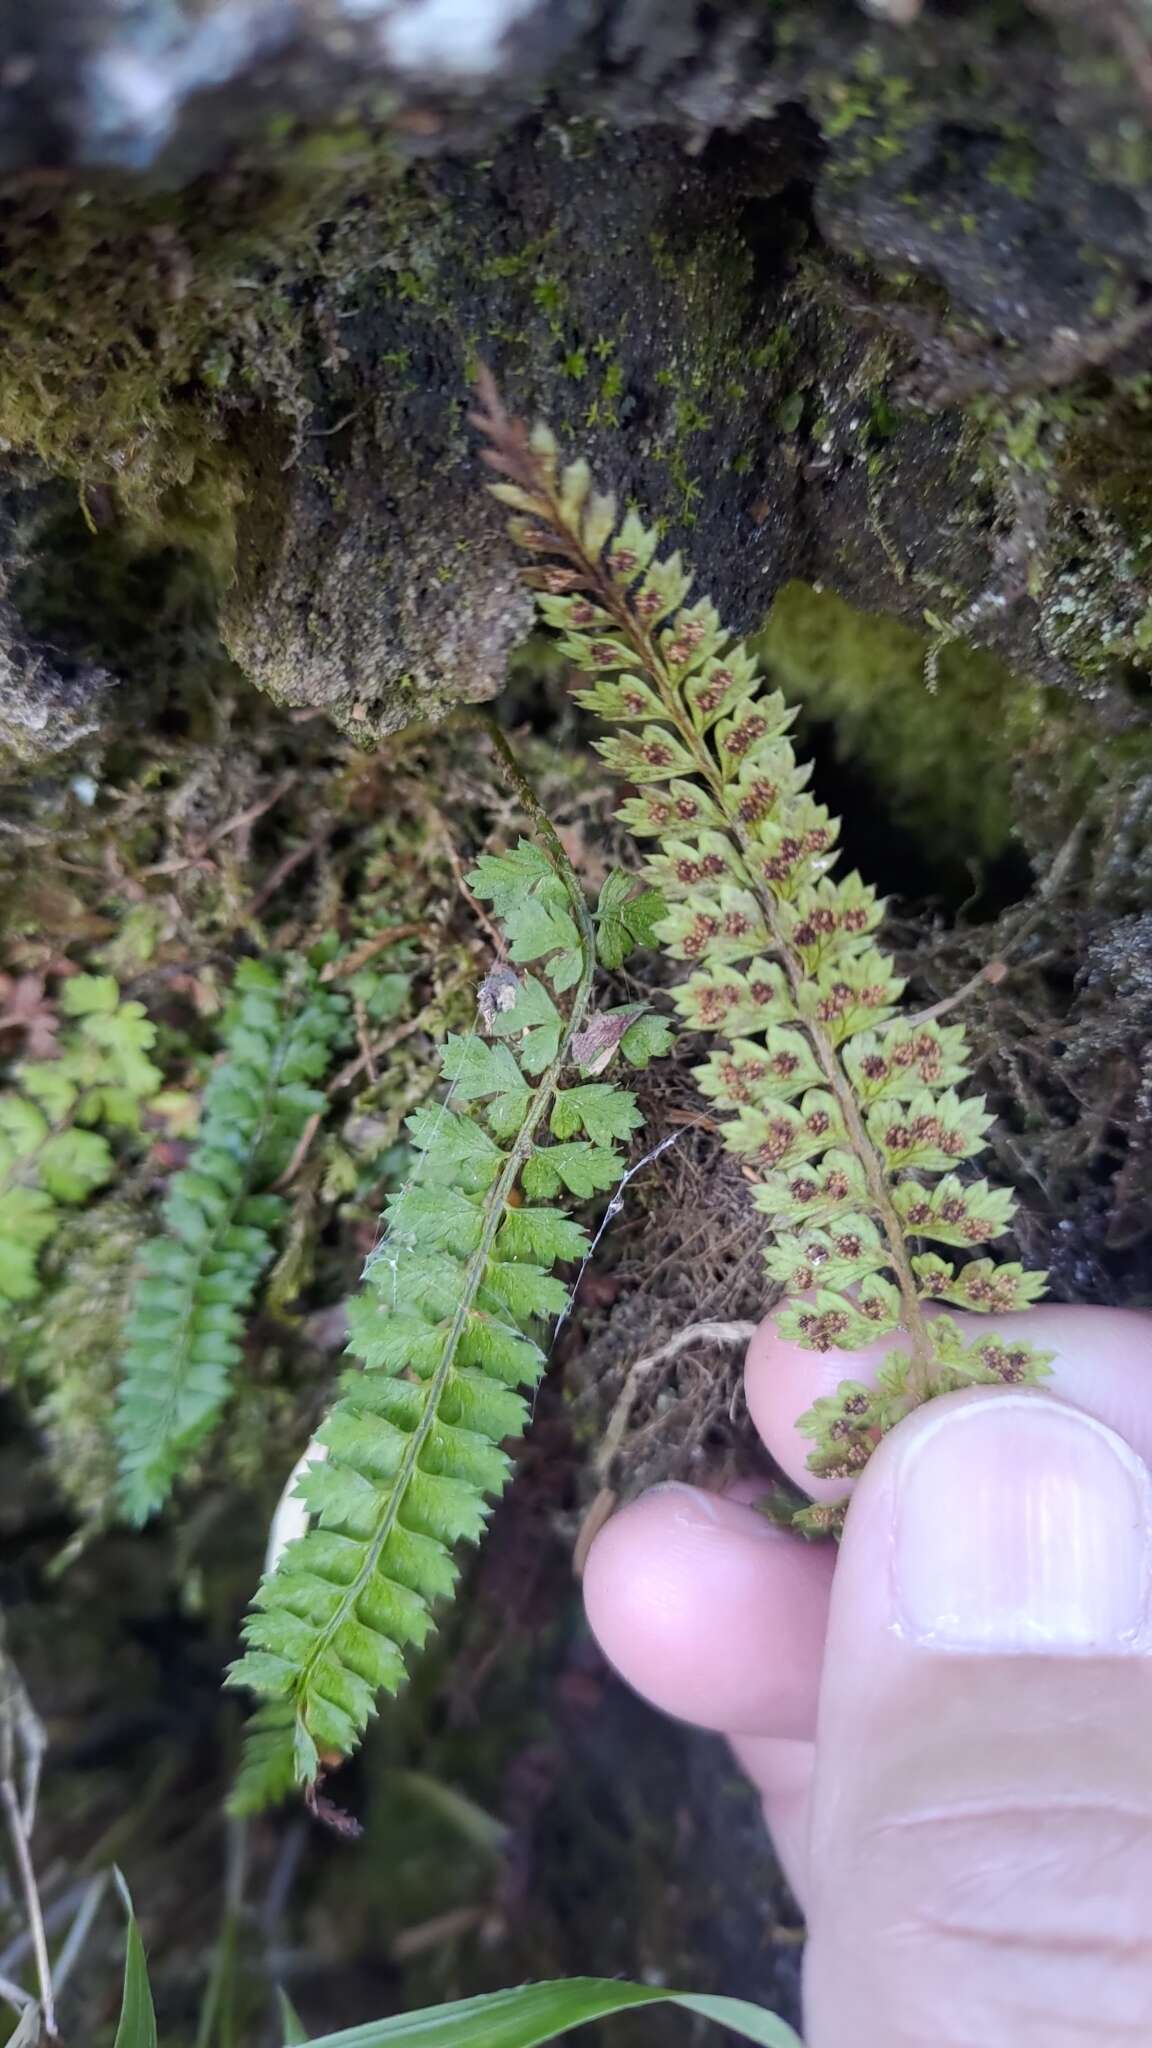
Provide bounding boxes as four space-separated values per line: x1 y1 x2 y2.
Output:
390 1905 488 1962
661 1107 720 1132
435 812 507 960
0 1636 54 2036
144 774 298 875
0 1879 91 1977
245 824 333 918
353 997 378 1085
197 775 297 851
901 958 1010 1029
306 406 369 439
259 1820 308 1943
325 969 472 1099
0 1782 55 2038
272 1110 324 1193
318 923 426 982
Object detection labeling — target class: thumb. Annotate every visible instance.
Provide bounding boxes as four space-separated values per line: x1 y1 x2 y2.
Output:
805 1388 1152 2048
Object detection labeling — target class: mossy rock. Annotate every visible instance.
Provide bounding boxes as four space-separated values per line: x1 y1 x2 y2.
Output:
2 0 1152 763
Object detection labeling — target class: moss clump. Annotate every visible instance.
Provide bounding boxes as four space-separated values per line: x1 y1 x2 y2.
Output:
0 134 410 573
1061 383 1152 563
964 384 1152 690
753 581 1055 864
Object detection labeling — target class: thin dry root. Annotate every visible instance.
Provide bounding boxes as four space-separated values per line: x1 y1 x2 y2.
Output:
574 1319 759 1569
594 1319 759 1486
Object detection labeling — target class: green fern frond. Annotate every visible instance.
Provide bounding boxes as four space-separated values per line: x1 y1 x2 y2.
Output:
473 371 1051 1517
0 975 162 1308
230 1699 300 1814
115 959 348 1525
229 825 664 1808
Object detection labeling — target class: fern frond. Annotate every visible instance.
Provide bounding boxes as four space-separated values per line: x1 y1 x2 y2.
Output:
115 960 348 1525
229 824 663 1808
0 974 162 1307
473 371 1051 1510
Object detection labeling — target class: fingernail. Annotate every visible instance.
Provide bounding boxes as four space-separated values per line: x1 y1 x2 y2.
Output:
646 1481 725 1525
645 1481 781 1540
893 1393 1152 1651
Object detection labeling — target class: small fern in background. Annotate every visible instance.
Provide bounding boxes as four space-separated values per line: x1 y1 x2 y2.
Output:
0 973 163 1309
230 817 669 1811
473 372 1050 1527
115 958 349 1525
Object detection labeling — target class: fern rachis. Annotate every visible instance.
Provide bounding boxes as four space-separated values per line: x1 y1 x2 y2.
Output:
473 369 1050 1518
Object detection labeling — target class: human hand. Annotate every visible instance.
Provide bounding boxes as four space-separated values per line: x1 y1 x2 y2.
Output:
583 1305 1152 2047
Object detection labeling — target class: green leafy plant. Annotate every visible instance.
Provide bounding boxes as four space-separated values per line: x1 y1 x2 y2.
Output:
112 1885 800 2048
473 372 1050 1527
229 764 669 1811
298 1982 801 2048
114 1872 159 2048
0 973 163 1309
112 1887 797 2048
115 958 349 1525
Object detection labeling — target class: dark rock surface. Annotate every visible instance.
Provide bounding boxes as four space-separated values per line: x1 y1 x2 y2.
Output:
0 0 1149 788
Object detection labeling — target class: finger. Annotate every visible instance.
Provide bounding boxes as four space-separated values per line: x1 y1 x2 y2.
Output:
730 1734 816 1899
805 1387 1152 2048
746 1303 1152 1501
582 1481 835 1738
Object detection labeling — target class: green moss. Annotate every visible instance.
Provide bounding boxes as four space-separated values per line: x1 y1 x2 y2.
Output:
960 380 1152 690
0 135 412 570
752 581 1055 863
1062 385 1152 557
810 40 923 185
9 499 243 715
986 133 1040 200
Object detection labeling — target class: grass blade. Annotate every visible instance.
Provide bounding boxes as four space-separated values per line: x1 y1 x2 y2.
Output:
113 1871 158 2048
302 1978 802 2047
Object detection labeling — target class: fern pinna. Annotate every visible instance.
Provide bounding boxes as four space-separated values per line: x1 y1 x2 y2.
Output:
116 959 348 1525
473 371 1049 1525
1 973 163 1310
229 809 663 1810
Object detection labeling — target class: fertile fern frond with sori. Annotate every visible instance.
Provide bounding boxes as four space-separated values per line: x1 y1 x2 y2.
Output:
473 370 1049 1526
115 959 349 1526
229 829 666 1812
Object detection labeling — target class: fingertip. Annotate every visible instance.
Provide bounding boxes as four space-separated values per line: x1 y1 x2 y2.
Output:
583 1482 832 1738
744 1316 896 1501
744 1304 1152 1503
